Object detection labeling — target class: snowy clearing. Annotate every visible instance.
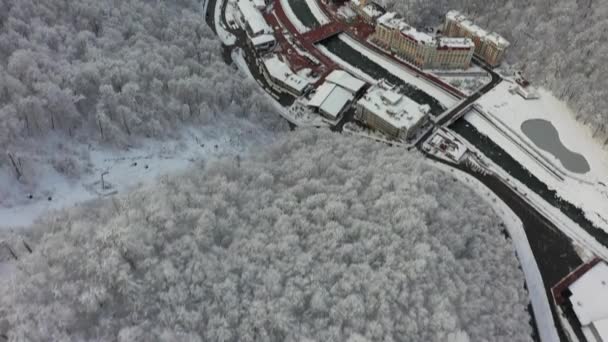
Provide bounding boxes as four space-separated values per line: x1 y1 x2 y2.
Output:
0 122 276 230
280 0 310 33
339 34 458 108
426 158 560 342
436 75 491 96
470 82 608 234
215 0 236 45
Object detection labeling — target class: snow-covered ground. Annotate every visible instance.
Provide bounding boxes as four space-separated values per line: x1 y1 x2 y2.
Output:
436 74 491 96
336 5 357 21
338 34 458 108
304 0 330 25
0 122 276 230
280 0 309 33
215 0 237 45
425 158 560 342
469 81 608 234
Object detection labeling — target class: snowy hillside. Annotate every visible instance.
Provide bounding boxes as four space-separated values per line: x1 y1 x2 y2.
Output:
0 130 533 342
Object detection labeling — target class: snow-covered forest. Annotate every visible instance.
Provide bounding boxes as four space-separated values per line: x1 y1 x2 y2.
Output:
0 0 283 195
386 0 608 139
0 130 532 341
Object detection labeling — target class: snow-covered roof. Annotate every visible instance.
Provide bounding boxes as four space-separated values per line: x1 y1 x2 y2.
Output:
438 37 474 49
446 10 466 22
361 3 384 19
400 24 435 45
263 55 310 93
485 32 510 48
308 82 353 119
568 261 608 326
357 82 430 130
237 0 272 36
376 12 399 28
251 34 275 46
325 70 366 93
308 82 336 107
377 12 434 44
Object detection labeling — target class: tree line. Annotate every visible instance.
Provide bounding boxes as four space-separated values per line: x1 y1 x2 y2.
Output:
1 130 533 342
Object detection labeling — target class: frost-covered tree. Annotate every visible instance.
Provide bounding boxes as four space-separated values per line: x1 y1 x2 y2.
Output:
0 0 284 188
0 130 533 342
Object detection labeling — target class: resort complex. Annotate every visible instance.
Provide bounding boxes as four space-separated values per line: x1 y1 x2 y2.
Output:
219 0 517 142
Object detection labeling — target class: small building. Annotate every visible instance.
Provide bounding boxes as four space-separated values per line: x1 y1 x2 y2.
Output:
237 0 276 51
552 258 608 342
308 82 354 121
262 55 312 96
350 0 385 24
444 11 509 67
355 81 430 140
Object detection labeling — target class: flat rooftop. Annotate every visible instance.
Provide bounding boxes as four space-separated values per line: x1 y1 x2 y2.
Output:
438 37 475 49
325 70 366 93
569 261 608 326
357 82 430 130
308 82 353 119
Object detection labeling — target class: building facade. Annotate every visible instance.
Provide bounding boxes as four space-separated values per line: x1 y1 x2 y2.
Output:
372 12 474 69
444 11 509 67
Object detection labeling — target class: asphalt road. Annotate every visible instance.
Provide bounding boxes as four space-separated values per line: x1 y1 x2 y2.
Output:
435 60 502 126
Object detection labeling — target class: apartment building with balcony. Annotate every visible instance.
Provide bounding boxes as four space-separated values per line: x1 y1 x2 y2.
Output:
372 12 474 70
444 10 509 67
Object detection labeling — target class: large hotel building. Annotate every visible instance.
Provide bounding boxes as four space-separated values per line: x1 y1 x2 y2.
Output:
371 12 475 70
443 10 510 67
